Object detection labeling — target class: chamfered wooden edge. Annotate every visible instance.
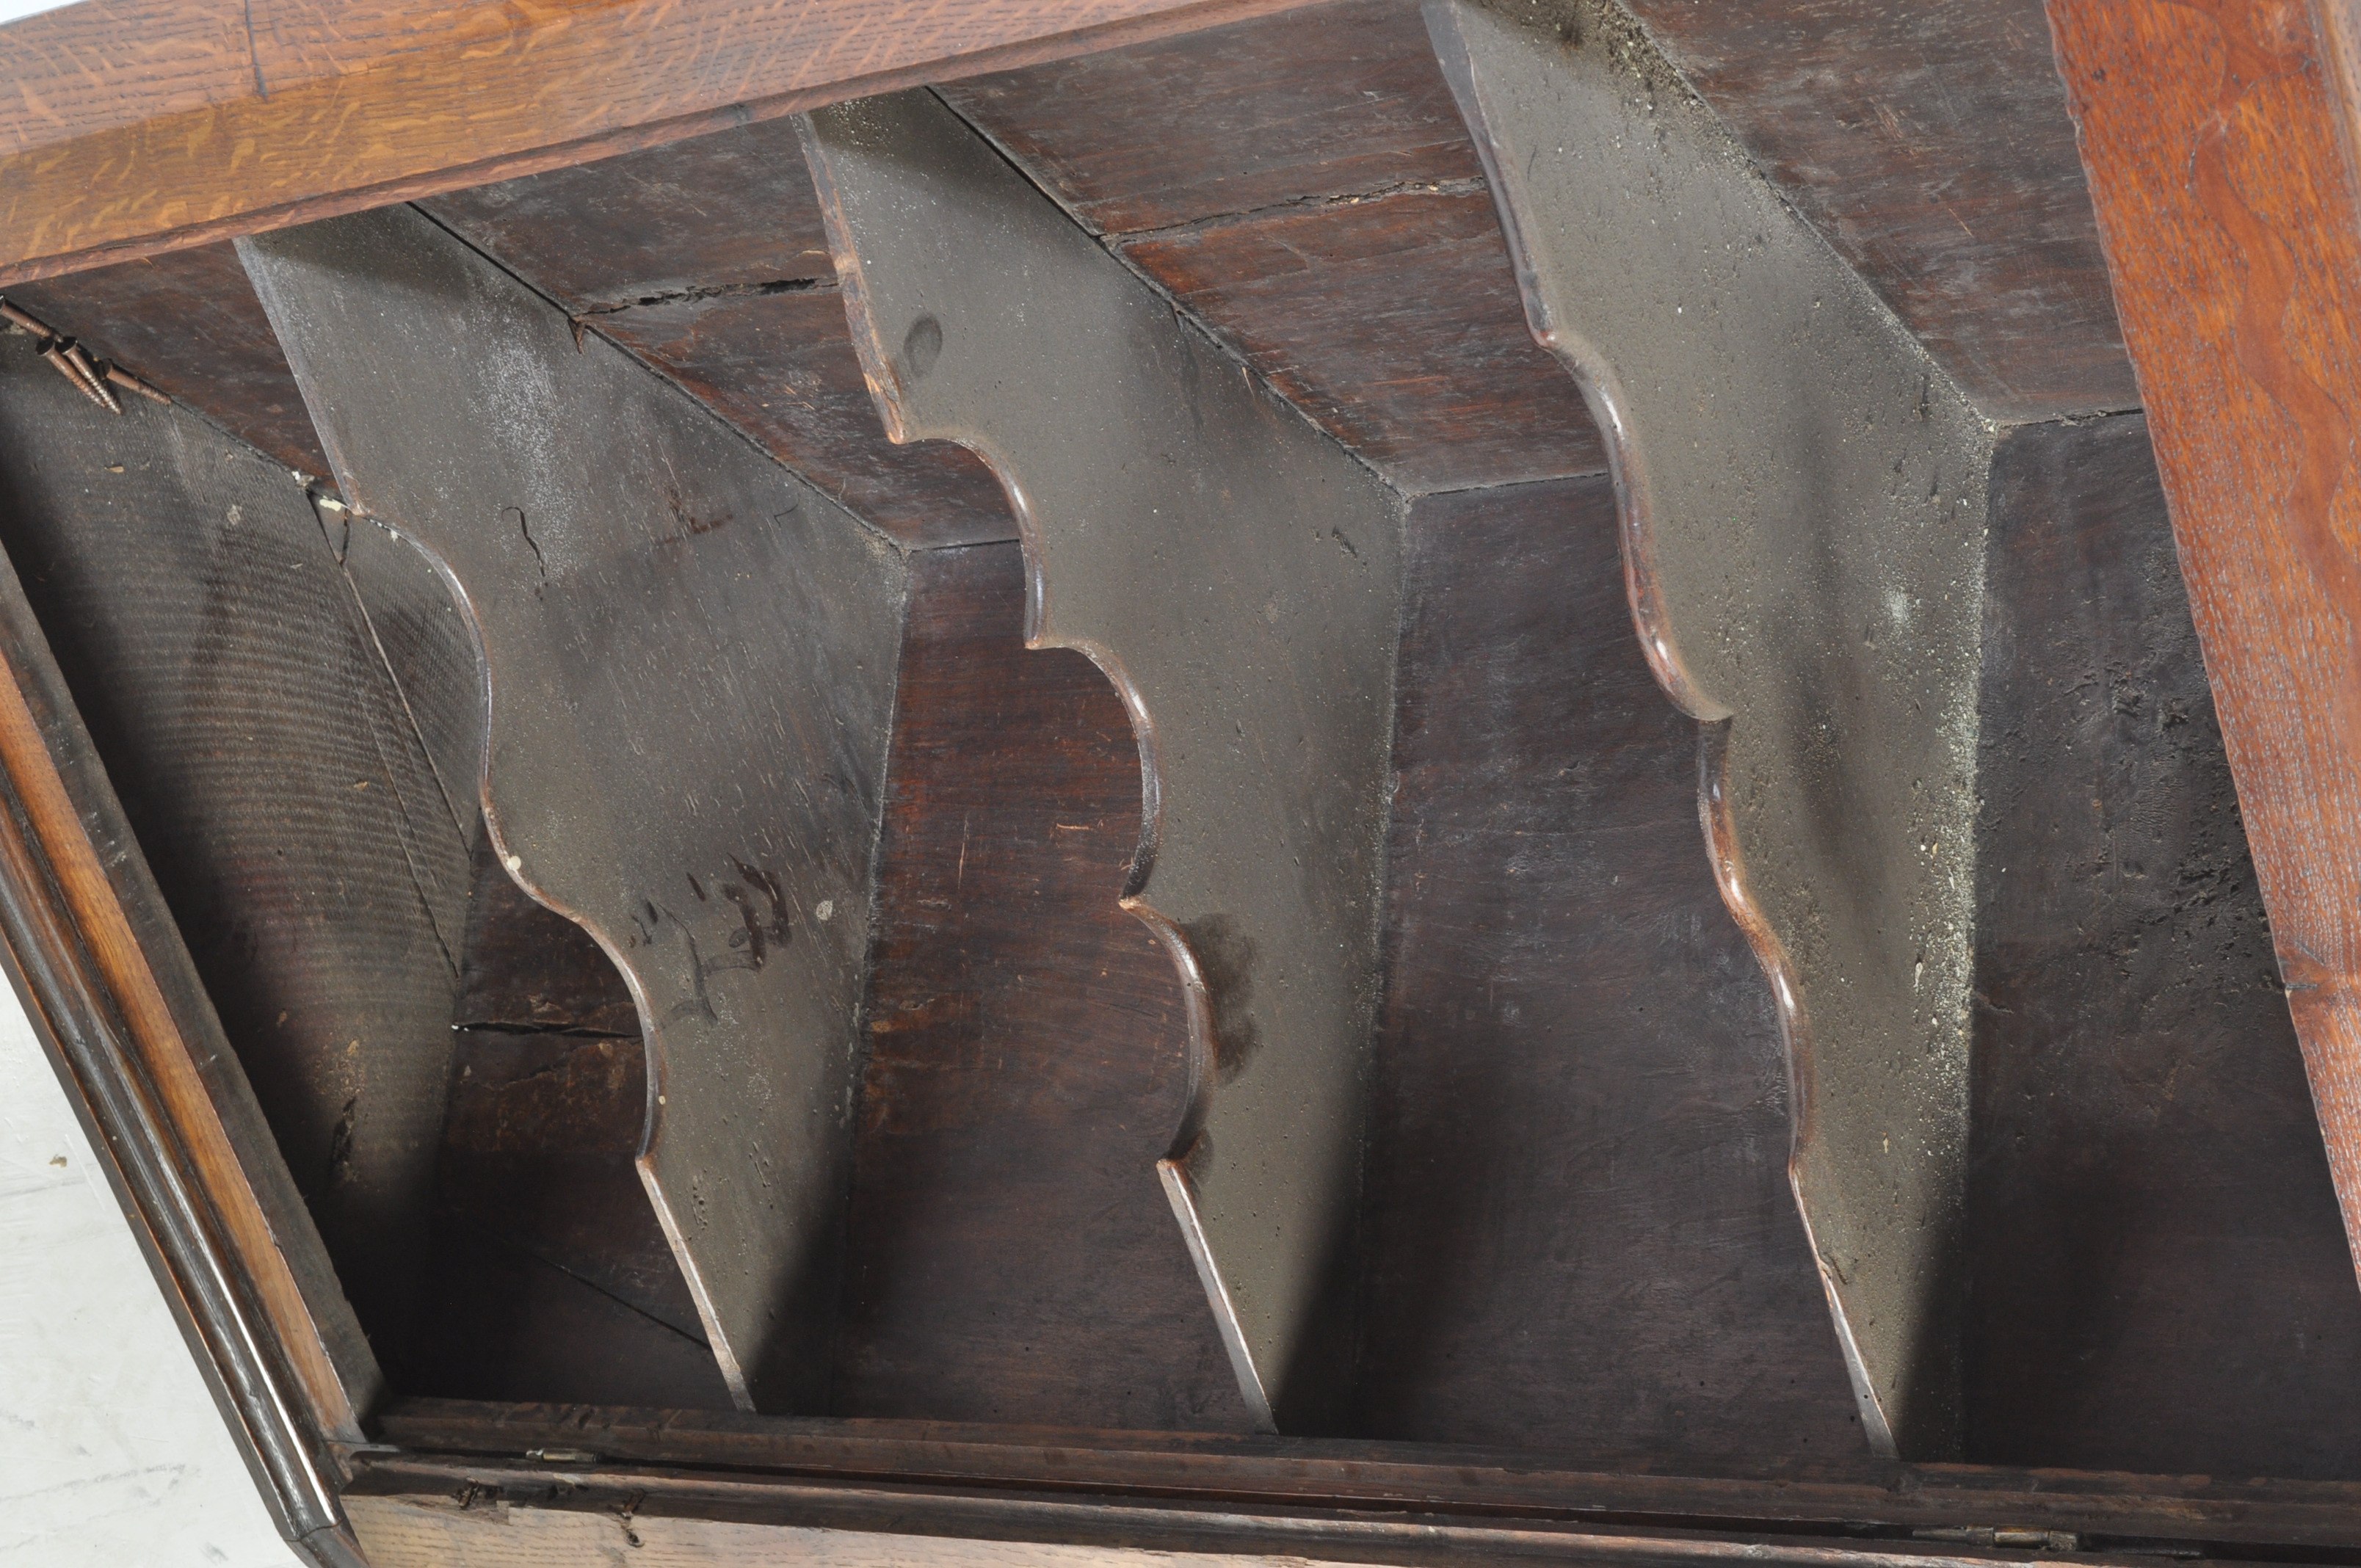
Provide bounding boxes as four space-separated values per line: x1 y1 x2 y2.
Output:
360 1398 2361 1556
2039 0 2361 1294
0 0 1330 289
0 537 374 1565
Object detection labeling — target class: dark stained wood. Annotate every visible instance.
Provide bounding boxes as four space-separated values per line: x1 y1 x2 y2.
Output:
939 0 1605 493
1434 0 1997 1457
0 0 1337 287
1622 0 2134 423
247 203 913 1412
410 826 736 1412
451 827 642 1039
417 120 838 312
0 241 328 479
418 128 1015 551
1966 412 2361 1479
592 291 1014 550
0 392 390 1561
2043 0 2361 1313
338 1456 2288 1568
934 0 1485 233
810 90 1407 1431
418 1025 737 1411
1118 189 1599 493
1357 475 1860 1460
366 1400 2361 1552
835 542 1250 1429
0 325 473 1386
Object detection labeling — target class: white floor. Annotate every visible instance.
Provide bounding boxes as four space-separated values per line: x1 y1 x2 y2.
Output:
0 0 85 24
0 992 298 1567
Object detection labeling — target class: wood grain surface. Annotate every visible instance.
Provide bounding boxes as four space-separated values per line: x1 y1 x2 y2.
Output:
421 126 1014 550
939 0 1606 493
338 1469 2117 1568
1356 476 1860 1459
1967 411 2361 1478
835 542 1250 1429
366 1398 2361 1550
2045 0 2361 1301
0 324 473 1388
246 203 911 1412
0 0 1332 287
1625 0 2134 421
413 832 736 1412
808 87 1406 1431
0 241 329 479
336 1440 2361 1567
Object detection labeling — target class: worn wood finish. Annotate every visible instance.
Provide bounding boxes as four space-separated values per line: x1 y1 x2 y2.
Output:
450 821 644 1042
243 203 911 1412
419 1028 738 1412
341 1462 2146 1568
418 130 1015 550
1114 189 1601 493
1357 475 1860 1457
0 324 469 1387
0 242 329 480
1965 411 2361 1478
368 1398 2361 1550
939 0 1483 232
937 0 1606 493
2042 0 2361 1313
414 121 840 314
344 1465 2092 1568
0 361 388 1566
1431 0 1993 1459
413 830 737 1412
591 292 1015 551
1619 0 2133 422
838 542 1250 1429
0 0 1344 288
805 90 1405 1433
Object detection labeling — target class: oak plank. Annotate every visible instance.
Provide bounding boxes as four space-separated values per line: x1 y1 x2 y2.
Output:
1965 410 2361 1476
2043 0 2361 1303
1623 0 2135 422
0 0 1332 288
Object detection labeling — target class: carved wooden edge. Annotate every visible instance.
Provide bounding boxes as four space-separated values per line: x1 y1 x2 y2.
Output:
357 1398 2361 1555
0 0 1331 289
243 203 912 1413
800 88 1404 1432
2039 0 2361 1293
1426 0 1988 1458
0 534 373 1564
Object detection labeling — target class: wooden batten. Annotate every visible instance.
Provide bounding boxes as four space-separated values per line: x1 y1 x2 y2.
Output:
346 1398 2361 1563
239 206 912 1414
802 88 1407 1434
0 0 1336 289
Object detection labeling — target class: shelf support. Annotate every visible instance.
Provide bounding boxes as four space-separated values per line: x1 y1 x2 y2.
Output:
801 89 1405 1433
1427 0 1992 1458
242 206 909 1412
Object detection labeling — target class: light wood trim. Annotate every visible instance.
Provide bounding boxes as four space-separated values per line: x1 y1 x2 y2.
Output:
2045 0 2361 1287
0 0 1327 287
0 620 358 1440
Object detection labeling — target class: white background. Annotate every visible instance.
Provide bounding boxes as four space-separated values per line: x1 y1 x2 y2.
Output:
0 994 299 1567
0 0 86 26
